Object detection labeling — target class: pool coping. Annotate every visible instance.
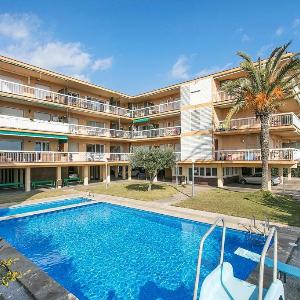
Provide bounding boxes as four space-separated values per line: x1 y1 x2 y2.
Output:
0 239 78 300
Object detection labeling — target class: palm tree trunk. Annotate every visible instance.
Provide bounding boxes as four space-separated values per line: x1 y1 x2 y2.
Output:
259 114 270 191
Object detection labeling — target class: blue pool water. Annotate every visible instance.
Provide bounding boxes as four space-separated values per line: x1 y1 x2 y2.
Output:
0 197 92 217
0 203 266 300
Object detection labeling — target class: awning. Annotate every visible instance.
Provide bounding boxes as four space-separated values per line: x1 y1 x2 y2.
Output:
133 117 150 124
0 130 68 142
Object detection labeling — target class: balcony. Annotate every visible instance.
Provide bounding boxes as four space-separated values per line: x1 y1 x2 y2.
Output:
132 126 181 139
132 100 181 118
0 151 181 163
0 79 131 117
0 151 131 164
214 148 300 161
0 79 182 118
0 114 181 140
213 91 235 104
216 113 300 132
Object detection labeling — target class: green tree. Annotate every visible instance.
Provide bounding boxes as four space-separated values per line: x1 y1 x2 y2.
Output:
222 43 300 190
129 147 176 191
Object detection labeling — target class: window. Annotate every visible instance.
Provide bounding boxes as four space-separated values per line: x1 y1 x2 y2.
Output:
199 168 205 176
87 121 105 128
0 106 23 117
69 142 79 152
0 139 23 151
34 112 51 121
212 168 217 176
194 167 199 176
206 168 211 176
68 117 79 125
35 141 50 151
86 144 104 153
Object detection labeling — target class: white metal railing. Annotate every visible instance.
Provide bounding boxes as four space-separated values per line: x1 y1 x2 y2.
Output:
193 218 226 300
0 79 182 118
0 151 133 163
216 113 300 131
174 152 181 161
213 91 235 103
215 148 300 161
0 114 70 133
132 100 181 117
0 114 181 140
0 79 131 117
132 126 181 138
258 227 278 300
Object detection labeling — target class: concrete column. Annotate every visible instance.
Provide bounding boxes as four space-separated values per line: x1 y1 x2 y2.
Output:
251 167 255 175
278 167 284 184
105 164 111 184
114 166 119 178
20 169 24 185
25 167 31 192
287 167 292 181
217 165 223 188
267 168 272 191
83 166 89 185
56 166 62 188
128 166 132 181
122 166 126 180
13 168 19 183
238 167 243 179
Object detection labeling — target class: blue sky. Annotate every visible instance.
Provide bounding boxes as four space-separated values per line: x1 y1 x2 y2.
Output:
0 0 300 95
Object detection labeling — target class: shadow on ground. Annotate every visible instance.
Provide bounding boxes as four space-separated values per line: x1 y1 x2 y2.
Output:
125 183 166 192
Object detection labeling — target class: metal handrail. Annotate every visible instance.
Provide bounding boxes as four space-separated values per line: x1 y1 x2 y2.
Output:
193 217 226 300
258 226 278 300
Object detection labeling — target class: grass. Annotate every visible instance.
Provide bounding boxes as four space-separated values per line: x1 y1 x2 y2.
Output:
76 180 180 201
175 189 300 226
0 189 71 206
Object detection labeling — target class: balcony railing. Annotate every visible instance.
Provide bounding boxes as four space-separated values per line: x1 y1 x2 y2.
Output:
0 79 131 117
214 148 300 161
132 126 181 138
0 151 132 163
213 91 235 103
132 100 181 118
0 114 181 140
216 113 300 131
0 79 182 118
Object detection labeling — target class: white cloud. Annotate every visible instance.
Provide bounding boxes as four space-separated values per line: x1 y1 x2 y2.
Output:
196 63 232 77
92 57 113 71
241 34 250 42
170 55 189 80
0 13 39 40
275 26 284 36
293 18 300 28
0 13 112 78
257 44 273 58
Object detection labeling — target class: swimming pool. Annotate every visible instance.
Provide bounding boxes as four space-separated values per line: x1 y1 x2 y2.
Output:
0 197 92 217
0 202 265 299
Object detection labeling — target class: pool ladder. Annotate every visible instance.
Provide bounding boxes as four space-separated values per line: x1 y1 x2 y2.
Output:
193 218 284 300
239 216 270 237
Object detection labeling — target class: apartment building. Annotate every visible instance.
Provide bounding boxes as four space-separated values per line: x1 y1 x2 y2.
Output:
0 55 299 191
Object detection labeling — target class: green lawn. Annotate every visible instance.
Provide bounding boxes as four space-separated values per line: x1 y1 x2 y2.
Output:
76 181 180 201
0 189 72 206
175 189 300 226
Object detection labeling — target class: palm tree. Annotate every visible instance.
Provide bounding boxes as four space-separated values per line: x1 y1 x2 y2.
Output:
221 43 300 190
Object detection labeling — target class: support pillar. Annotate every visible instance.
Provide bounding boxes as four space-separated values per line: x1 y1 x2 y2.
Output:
122 166 126 180
251 167 255 175
287 167 292 181
25 167 31 192
267 168 272 191
105 164 111 184
217 165 223 188
83 166 89 186
13 168 19 183
128 166 132 181
114 166 119 179
56 166 62 188
278 167 284 184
